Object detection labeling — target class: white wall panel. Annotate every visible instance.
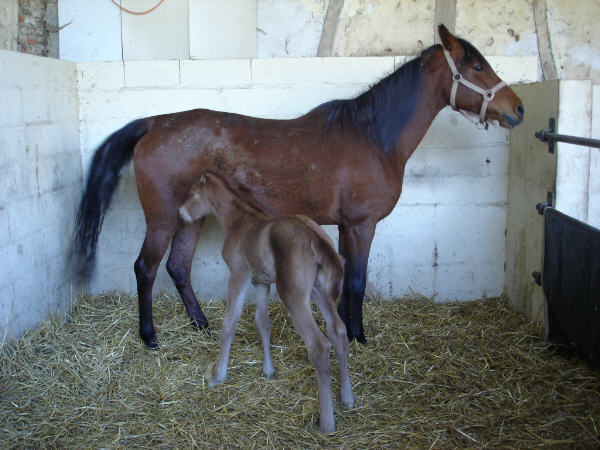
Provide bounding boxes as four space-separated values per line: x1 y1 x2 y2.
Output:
189 0 256 59
59 0 122 62
121 0 189 60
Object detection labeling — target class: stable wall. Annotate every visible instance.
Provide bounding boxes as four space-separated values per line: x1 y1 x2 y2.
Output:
56 0 600 90
506 80 599 323
0 50 82 340
77 55 537 301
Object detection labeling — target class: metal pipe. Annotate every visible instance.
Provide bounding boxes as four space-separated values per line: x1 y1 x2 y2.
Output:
535 129 600 149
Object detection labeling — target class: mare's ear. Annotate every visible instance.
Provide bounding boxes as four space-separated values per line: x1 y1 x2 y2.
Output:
200 174 207 184
438 24 459 51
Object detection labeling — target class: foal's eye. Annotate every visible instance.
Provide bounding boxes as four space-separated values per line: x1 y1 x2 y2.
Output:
474 64 484 72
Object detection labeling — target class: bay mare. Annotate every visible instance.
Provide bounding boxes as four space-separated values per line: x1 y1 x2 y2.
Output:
74 25 524 348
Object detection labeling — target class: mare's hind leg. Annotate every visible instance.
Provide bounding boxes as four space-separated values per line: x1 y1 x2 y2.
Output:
253 283 275 379
209 269 251 386
282 292 335 433
134 225 177 349
312 288 354 408
166 220 208 330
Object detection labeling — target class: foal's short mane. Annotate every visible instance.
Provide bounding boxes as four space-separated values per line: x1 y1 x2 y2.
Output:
318 45 441 155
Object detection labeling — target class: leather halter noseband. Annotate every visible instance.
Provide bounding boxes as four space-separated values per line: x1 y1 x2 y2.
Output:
443 48 507 129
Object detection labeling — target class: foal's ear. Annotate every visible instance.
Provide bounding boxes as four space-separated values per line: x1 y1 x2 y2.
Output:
438 24 459 51
200 174 207 184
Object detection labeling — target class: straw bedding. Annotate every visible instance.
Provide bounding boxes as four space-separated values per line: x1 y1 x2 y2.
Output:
1 293 599 447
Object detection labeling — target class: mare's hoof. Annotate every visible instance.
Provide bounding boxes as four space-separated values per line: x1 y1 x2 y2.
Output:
348 326 367 344
144 336 159 350
353 333 367 345
191 317 209 330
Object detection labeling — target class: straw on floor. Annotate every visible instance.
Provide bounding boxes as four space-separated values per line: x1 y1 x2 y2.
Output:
1 293 599 447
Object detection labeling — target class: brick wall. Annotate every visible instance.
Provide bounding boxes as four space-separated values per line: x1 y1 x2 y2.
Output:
17 0 58 57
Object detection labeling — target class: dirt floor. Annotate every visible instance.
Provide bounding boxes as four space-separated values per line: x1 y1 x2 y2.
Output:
1 293 599 447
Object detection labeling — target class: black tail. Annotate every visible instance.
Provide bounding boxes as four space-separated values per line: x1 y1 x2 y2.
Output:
74 118 149 277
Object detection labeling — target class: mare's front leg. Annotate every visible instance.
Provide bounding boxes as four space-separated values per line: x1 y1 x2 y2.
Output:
337 221 376 344
166 219 209 330
209 269 251 386
254 283 275 379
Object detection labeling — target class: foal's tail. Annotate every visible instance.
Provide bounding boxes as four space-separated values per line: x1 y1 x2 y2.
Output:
308 229 344 304
74 118 149 277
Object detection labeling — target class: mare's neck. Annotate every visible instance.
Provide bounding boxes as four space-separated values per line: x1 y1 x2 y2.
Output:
392 52 448 164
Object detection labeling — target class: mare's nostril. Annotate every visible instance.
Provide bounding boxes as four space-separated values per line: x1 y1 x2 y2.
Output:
516 104 524 119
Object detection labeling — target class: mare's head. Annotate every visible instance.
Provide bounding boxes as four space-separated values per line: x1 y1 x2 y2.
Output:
436 24 524 128
179 174 212 223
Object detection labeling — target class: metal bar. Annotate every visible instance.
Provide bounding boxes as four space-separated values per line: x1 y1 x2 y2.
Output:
535 127 600 149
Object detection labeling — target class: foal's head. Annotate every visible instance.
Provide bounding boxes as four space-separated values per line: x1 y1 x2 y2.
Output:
179 174 212 224
435 24 524 129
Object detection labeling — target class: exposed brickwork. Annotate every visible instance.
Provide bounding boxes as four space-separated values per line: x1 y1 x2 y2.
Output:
17 0 57 57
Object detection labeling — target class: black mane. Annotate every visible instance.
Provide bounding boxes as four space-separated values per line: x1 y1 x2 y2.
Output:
317 47 435 154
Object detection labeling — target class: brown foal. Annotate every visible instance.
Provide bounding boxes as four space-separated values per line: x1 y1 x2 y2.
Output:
179 173 354 433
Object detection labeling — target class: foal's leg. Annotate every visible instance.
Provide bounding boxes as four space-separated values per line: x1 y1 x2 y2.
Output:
134 225 177 348
209 270 251 386
283 293 335 433
166 219 209 330
254 283 275 379
312 288 354 408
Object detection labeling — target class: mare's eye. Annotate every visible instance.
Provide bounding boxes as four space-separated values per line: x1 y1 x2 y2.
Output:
474 64 484 72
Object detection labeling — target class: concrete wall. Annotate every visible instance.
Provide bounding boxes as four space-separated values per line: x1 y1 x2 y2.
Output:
0 49 82 340
77 55 537 301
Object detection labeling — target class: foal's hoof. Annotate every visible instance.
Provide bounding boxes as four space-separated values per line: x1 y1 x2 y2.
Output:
208 375 226 387
319 422 336 434
342 394 355 408
262 370 276 380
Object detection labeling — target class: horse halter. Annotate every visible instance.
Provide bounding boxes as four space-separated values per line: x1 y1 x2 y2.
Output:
442 48 506 129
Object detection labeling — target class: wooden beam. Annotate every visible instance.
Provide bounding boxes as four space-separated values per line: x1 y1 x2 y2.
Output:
532 0 558 80
318 0 344 57
434 0 456 44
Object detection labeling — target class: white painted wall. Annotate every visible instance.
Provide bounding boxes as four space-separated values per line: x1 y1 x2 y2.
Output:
0 50 83 340
555 80 593 223
190 0 256 59
58 0 122 62
121 0 190 60
77 55 537 301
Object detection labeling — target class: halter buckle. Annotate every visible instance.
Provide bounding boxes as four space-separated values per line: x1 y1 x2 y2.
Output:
453 73 462 81
485 90 495 100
